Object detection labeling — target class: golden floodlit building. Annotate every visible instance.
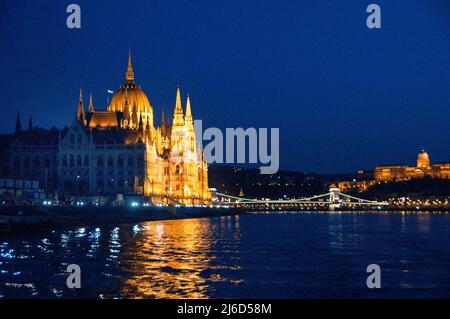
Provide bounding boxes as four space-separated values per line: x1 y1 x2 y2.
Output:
58 52 211 204
374 149 450 181
339 149 450 192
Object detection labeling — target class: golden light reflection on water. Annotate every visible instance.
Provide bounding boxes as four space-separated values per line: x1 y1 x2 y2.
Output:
118 217 240 299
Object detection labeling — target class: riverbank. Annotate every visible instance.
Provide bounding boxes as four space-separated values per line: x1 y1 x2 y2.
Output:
235 205 450 212
0 204 243 232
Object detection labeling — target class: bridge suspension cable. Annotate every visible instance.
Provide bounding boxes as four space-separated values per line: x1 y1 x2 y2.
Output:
215 188 388 207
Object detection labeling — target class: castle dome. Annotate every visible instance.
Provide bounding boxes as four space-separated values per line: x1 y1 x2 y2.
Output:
107 52 153 114
417 149 430 169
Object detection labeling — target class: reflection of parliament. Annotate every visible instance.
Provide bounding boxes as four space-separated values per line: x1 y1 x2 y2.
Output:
0 53 211 204
339 149 450 192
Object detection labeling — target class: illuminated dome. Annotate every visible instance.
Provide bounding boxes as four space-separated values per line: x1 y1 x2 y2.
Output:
108 52 152 114
417 149 430 169
108 82 152 113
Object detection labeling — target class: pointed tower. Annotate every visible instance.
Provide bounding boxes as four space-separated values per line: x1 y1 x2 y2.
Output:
172 83 184 127
171 84 185 153
89 93 95 113
126 50 134 83
15 113 21 134
76 88 85 123
139 113 143 130
138 113 144 141
184 93 196 154
185 93 193 123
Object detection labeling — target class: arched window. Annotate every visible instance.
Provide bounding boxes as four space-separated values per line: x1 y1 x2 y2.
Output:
77 155 82 166
117 155 124 168
107 156 113 168
175 165 181 175
77 134 82 144
127 155 134 167
69 155 75 167
84 155 89 167
97 156 103 167
62 155 67 167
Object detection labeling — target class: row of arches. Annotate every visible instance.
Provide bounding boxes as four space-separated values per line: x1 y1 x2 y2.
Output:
14 153 146 170
61 155 89 167
61 154 145 169
96 154 144 168
14 156 55 170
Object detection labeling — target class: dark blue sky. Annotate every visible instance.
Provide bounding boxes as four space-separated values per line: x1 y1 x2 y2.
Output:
1 0 449 173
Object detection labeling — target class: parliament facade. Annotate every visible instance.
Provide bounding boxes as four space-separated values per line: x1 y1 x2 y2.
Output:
0 53 211 205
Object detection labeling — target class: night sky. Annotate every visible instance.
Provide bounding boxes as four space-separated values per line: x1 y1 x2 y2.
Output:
1 0 449 173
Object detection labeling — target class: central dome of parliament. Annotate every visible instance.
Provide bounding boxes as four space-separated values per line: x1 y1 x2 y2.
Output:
107 52 152 114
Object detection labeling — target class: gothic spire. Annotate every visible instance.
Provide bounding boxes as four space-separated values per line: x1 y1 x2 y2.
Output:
126 50 134 82
185 93 192 122
174 83 183 115
89 92 94 112
77 88 85 121
78 87 83 105
139 113 143 130
172 83 184 128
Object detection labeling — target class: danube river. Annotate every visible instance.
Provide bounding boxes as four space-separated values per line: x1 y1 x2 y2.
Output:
1 211 449 298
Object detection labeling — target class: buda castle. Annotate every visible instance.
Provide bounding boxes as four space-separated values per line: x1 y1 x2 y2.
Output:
0 53 211 205
373 149 450 181
338 149 450 192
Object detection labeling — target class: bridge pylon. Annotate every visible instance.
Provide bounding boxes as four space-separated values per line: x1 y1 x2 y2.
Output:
329 184 341 211
329 184 341 203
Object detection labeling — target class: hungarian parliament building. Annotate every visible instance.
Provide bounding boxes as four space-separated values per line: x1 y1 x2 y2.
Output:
0 53 211 205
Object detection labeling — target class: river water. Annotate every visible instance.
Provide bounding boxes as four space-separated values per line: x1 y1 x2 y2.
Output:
0 211 449 299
